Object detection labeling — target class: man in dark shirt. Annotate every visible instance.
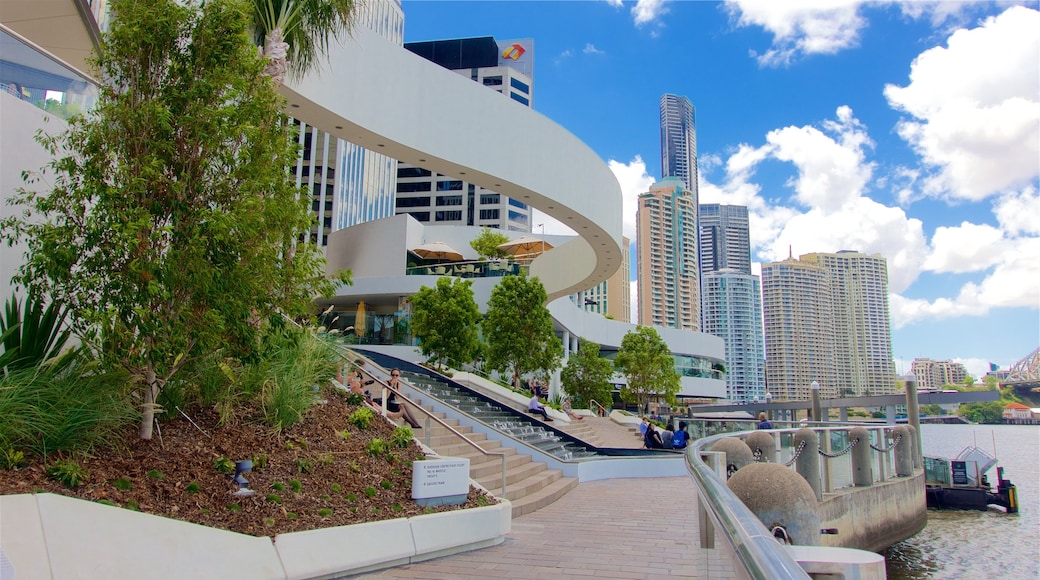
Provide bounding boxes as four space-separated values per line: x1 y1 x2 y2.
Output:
644 422 664 449
757 412 773 429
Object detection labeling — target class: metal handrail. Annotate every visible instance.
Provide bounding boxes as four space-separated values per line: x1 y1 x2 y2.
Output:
348 351 509 496
686 434 811 580
588 399 609 417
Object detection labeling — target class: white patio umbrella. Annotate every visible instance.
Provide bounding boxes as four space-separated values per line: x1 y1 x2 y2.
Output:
496 235 554 257
411 241 464 261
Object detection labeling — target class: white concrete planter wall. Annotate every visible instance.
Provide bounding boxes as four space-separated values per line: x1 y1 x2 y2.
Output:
0 493 511 580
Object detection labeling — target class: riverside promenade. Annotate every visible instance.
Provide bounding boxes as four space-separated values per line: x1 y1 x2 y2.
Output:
359 417 741 579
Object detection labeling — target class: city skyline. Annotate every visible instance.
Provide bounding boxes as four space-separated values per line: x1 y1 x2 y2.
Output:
400 1 1040 378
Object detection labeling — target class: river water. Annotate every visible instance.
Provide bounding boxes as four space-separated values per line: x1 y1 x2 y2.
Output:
883 424 1039 579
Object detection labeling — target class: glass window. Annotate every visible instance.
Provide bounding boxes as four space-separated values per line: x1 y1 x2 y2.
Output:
510 77 529 94
436 180 463 191
508 198 528 209
397 167 431 178
395 196 430 208
510 93 529 106
479 209 499 220
397 181 431 193
483 76 502 86
480 193 500 205
507 210 528 225
436 195 462 206
435 210 462 221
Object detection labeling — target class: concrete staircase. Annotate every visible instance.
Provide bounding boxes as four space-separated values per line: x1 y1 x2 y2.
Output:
412 401 578 517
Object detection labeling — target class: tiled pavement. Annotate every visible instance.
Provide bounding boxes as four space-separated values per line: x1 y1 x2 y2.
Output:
356 476 743 579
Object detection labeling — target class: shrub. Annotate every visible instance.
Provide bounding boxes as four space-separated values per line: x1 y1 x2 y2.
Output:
112 477 132 491
47 459 88 488
379 480 392 490
390 426 413 448
295 458 313 473
272 482 285 492
318 508 332 517
213 457 235 474
266 494 283 504
337 429 351 440
252 454 269 469
185 482 200 494
146 469 165 479
0 448 27 470
363 486 377 498
365 438 388 458
348 407 374 429
289 479 302 493
316 453 334 467
345 392 366 406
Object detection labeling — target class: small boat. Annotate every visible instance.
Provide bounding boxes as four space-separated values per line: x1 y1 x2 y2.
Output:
924 446 1018 513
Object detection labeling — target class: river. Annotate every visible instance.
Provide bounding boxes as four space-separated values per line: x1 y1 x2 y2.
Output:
883 424 1039 579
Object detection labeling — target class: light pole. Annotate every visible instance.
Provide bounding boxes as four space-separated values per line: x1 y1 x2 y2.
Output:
536 223 545 256
765 391 772 421
811 380 822 423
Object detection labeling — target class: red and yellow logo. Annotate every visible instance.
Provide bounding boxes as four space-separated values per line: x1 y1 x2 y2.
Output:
501 43 526 61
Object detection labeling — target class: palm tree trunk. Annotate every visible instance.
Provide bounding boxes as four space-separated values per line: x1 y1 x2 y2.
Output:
263 27 290 86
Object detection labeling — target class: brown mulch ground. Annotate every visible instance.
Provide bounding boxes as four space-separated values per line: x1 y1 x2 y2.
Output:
0 392 495 536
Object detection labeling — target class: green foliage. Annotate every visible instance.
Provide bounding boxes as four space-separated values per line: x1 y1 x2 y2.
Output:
959 401 1005 424
295 458 313 473
252 454 268 469
391 503 403 512
344 392 366 405
560 338 614 408
147 469 165 479
337 428 352 440
228 503 243 512
185 482 200 494
614 326 680 412
363 485 377 498
317 507 332 517
1 0 341 441
289 479 302 493
266 493 283 504
390 426 413 448
272 482 285 492
379 480 392 490
0 289 75 375
348 407 374 429
921 404 944 416
0 357 136 458
1 448 28 471
469 227 510 259
483 274 562 387
214 457 235 474
410 277 482 369
366 438 388 458
345 492 357 502
316 453 334 467
47 459 88 488
330 482 341 493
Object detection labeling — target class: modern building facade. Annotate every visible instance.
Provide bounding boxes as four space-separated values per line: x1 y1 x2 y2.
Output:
911 358 969 390
393 36 534 232
637 178 700 331
660 94 699 197
762 251 896 400
577 235 630 322
698 204 751 275
700 269 765 402
299 0 404 245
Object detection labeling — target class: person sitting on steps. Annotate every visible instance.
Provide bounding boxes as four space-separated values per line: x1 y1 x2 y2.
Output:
562 397 584 421
644 421 664 449
528 393 553 422
378 369 422 429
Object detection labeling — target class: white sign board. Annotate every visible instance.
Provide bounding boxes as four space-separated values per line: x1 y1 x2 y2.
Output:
412 457 470 507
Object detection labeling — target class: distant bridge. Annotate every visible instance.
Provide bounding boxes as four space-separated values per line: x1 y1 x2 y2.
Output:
1004 347 1040 390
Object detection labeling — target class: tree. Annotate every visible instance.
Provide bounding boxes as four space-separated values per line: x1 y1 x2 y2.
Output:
983 375 999 390
483 274 561 389
560 338 614 408
962 375 976 388
2 0 339 440
958 401 1004 424
614 326 680 414
469 227 510 259
252 0 360 86
409 277 482 370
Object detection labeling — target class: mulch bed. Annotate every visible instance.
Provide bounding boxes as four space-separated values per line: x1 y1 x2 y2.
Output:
0 393 495 536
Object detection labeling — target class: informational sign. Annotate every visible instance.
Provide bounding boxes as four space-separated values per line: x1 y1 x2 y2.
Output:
412 457 470 507
951 461 969 486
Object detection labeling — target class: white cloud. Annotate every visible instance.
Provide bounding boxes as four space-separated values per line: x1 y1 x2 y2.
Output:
725 0 867 66
632 0 670 26
922 222 1007 274
608 156 657 240
765 106 875 212
993 187 1040 236
583 43 605 55
951 358 992 381
884 6 1040 201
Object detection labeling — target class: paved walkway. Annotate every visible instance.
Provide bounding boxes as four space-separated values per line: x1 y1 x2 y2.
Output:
357 477 742 579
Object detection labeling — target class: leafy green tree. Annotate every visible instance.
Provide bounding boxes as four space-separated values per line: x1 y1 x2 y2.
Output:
560 338 614 408
958 401 1004 424
920 404 944 416
469 227 510 259
614 326 679 413
483 274 561 389
983 375 999 390
962 376 976 388
410 277 482 370
252 0 359 85
2 0 340 440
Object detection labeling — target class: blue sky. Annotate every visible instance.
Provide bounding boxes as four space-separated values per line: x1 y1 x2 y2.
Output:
400 1 1040 378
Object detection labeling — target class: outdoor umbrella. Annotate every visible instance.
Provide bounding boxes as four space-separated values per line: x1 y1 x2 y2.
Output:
496 235 554 257
411 241 464 262
354 301 366 337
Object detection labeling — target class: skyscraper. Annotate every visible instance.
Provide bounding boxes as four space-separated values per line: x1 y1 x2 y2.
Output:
394 36 534 231
637 178 700 331
762 250 896 400
300 0 404 245
699 204 764 402
660 94 698 198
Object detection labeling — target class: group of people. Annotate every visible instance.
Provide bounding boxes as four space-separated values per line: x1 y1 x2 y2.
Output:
526 386 584 422
640 417 690 450
342 362 422 429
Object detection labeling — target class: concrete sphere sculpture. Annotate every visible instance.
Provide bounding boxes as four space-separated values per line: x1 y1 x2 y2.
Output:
710 437 754 478
745 432 775 462
728 463 821 546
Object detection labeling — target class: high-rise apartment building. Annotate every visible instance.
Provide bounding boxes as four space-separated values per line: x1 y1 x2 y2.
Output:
911 358 969 390
762 251 895 400
300 0 404 245
394 36 534 231
698 204 764 402
699 204 751 275
660 94 699 198
637 178 700 331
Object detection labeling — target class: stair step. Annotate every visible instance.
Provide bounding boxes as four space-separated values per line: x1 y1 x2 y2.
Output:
470 453 532 480
475 458 545 488
486 468 562 501
505 476 579 518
